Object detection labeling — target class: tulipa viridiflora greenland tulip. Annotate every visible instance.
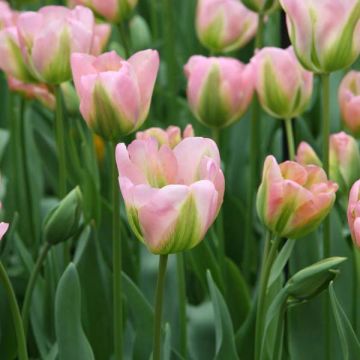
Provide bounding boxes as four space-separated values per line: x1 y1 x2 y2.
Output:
348 180 360 248
196 0 258 53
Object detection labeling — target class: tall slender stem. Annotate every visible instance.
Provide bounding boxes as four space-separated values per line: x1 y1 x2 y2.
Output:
111 142 123 360
54 86 67 198
150 0 159 40
284 118 295 161
117 22 131 58
0 262 28 360
255 13 265 49
22 242 52 334
255 233 281 360
176 254 187 357
353 247 360 335
153 254 169 360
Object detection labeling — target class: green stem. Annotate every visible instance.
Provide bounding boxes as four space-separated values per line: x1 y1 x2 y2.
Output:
22 242 51 335
255 13 265 49
272 305 286 360
0 262 28 360
117 22 131 58
111 142 123 360
255 233 281 360
153 254 169 360
54 86 67 198
176 254 187 357
211 127 220 147
284 118 295 161
150 0 159 40
353 247 360 335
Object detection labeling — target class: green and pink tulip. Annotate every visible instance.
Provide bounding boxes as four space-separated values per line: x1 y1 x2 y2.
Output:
91 23 112 56
251 46 313 119
348 180 360 247
257 155 338 239
280 0 360 73
196 0 258 53
116 136 224 254
184 55 254 128
71 49 159 141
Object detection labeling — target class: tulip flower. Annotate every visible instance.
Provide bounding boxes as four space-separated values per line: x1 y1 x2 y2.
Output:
71 49 159 141
69 0 138 23
242 0 278 14
196 0 258 53
251 47 313 119
280 0 360 73
116 136 225 254
296 142 322 168
0 1 16 30
91 23 112 56
17 6 95 84
184 55 254 129
257 156 338 239
338 71 360 137
0 222 9 241
136 125 194 149
348 180 360 247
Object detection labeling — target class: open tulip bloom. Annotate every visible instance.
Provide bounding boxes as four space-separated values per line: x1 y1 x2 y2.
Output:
116 136 225 254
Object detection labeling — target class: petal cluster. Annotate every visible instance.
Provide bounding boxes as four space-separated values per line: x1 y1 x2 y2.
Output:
184 55 254 129
348 180 360 247
71 50 159 141
196 0 258 53
280 0 360 73
257 156 338 239
116 136 225 254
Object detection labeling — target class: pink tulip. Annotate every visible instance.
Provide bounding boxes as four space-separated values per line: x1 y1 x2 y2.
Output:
91 23 112 56
116 136 224 254
339 71 360 137
348 180 360 247
242 0 278 14
257 155 338 239
0 1 16 30
0 222 8 241
136 125 194 149
184 55 254 128
71 49 159 141
196 0 258 53
69 0 138 23
251 47 313 118
8 76 55 110
17 6 95 84
296 142 321 167
280 0 360 73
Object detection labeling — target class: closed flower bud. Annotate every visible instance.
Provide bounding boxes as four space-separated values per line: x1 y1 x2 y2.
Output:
242 0 278 14
251 47 313 119
71 49 159 141
347 180 360 248
296 142 321 167
116 136 225 254
285 257 346 302
280 0 360 73
196 0 258 53
91 23 112 56
184 55 254 129
43 187 83 245
17 6 95 84
257 156 338 239
338 71 360 137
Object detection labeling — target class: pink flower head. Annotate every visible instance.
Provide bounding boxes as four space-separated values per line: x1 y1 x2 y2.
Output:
16 5 95 84
136 125 194 149
348 180 360 247
257 155 338 239
280 0 360 73
242 0 278 14
0 1 16 30
116 136 225 254
251 46 313 118
91 23 111 56
339 71 360 137
196 0 258 53
184 55 254 129
71 49 159 141
296 142 322 167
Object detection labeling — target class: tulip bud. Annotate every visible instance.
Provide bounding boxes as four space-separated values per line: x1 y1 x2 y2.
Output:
184 55 254 129
338 71 360 137
196 0 258 53
71 50 159 141
280 0 360 73
17 6 95 84
116 136 224 254
91 23 112 56
347 180 360 248
251 47 313 119
43 187 83 245
285 257 346 302
242 0 278 14
296 142 322 167
257 156 338 239
130 16 152 52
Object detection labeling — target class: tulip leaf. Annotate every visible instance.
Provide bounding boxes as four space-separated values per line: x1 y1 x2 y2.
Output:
207 270 239 360
163 323 172 360
329 282 360 360
55 263 95 360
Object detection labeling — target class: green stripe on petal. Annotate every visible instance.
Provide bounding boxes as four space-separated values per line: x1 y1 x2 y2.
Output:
127 206 144 243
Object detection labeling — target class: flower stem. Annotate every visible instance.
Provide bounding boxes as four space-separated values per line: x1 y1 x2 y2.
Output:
0 262 28 360
153 254 169 360
21 242 52 335
111 141 123 360
118 22 131 58
176 253 187 357
254 233 281 360
255 13 265 49
54 86 67 198
150 0 159 40
284 118 295 160
352 247 360 335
